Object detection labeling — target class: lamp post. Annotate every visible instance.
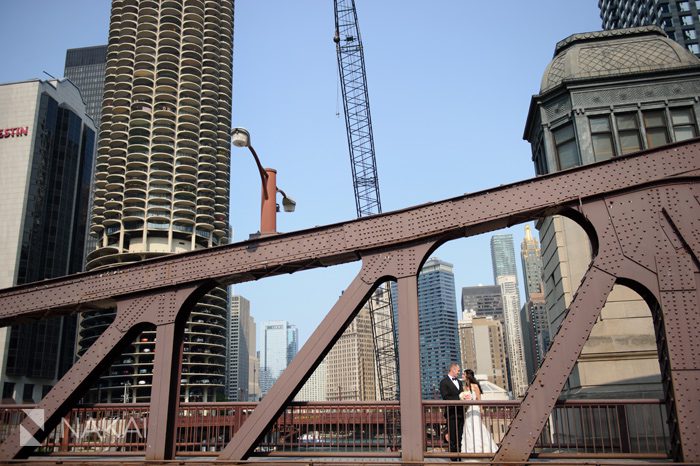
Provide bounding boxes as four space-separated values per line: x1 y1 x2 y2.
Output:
231 128 295 236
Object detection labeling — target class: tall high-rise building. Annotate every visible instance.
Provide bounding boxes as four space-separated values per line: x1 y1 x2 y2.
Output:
521 293 549 382
0 78 96 402
520 225 543 302
325 305 376 401
490 234 518 284
462 285 504 320
458 311 478 376
227 295 254 401
64 45 108 259
296 359 327 402
523 26 700 397
599 0 700 56
393 257 461 400
64 45 108 123
520 224 548 381
78 0 234 403
490 234 528 397
473 317 509 391
259 321 298 397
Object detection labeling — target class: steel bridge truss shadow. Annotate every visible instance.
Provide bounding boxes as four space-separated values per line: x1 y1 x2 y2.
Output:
0 139 697 463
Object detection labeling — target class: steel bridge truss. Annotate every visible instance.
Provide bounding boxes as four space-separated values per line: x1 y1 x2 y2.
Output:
0 140 697 463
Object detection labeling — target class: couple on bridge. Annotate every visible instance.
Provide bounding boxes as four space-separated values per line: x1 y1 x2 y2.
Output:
439 362 497 460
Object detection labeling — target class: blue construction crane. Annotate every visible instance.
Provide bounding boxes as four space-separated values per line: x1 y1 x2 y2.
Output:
334 0 398 401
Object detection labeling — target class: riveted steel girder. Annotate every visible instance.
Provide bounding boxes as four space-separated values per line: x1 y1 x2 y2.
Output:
0 140 697 462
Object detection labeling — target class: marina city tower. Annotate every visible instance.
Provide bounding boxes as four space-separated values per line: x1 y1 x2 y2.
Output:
79 0 233 402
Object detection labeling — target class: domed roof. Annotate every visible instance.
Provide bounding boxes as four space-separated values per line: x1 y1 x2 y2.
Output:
540 26 700 92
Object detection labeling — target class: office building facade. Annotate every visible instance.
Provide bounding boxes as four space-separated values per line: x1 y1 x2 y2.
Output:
461 285 504 320
490 234 518 283
259 321 298 397
227 295 254 401
64 45 108 258
393 257 461 400
599 0 700 56
0 78 96 402
325 305 376 401
520 225 548 381
520 225 544 301
470 315 509 390
490 235 528 397
524 26 700 397
296 359 327 402
64 45 108 123
78 0 234 402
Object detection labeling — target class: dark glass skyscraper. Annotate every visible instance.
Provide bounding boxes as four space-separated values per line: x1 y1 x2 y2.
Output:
393 257 460 400
64 45 108 123
0 79 95 402
599 0 700 56
461 285 504 320
490 234 518 285
64 45 108 260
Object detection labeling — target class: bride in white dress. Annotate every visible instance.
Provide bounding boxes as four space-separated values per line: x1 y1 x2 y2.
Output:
460 370 497 454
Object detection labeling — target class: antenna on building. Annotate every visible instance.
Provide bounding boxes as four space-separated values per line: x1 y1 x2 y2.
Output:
42 70 58 80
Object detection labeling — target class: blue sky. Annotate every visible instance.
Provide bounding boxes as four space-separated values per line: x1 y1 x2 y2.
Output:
0 1 602 345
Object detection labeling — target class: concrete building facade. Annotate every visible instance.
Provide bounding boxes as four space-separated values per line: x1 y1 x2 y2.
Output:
0 78 95 402
78 0 234 403
520 225 549 381
227 295 253 401
325 302 376 401
524 26 700 398
491 235 528 397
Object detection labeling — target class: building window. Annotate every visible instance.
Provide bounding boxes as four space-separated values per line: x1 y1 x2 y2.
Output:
642 110 670 148
681 15 694 26
589 115 616 161
678 1 691 12
683 29 697 40
670 107 698 141
2 383 14 401
616 112 642 154
23 384 34 402
688 43 700 54
552 122 580 170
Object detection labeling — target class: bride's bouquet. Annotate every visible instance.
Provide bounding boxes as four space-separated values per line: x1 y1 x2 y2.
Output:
459 390 473 400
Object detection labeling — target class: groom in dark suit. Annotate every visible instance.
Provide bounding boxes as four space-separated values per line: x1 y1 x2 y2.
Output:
439 362 464 460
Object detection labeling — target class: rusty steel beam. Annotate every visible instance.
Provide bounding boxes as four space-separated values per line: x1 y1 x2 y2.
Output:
495 185 700 463
219 243 435 461
0 140 697 462
0 284 205 460
0 140 697 324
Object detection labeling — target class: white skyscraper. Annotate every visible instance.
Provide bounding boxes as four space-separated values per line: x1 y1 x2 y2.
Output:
497 275 528 397
490 234 529 398
295 359 327 402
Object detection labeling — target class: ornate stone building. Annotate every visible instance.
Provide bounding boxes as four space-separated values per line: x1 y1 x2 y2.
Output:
524 26 700 398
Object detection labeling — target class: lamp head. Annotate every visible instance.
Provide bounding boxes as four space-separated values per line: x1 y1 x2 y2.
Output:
282 195 296 213
231 127 251 148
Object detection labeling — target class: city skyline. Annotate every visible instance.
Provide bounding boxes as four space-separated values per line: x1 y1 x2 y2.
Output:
0 1 603 347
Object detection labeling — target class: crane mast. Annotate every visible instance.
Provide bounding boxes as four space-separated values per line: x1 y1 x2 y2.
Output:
334 0 398 401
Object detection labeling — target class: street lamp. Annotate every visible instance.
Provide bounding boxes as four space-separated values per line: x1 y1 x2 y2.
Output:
231 127 295 236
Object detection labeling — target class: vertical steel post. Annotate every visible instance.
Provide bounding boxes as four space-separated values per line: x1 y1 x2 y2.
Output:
396 274 424 462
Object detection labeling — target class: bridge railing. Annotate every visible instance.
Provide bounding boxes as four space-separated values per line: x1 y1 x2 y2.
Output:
0 399 669 459
427 399 670 460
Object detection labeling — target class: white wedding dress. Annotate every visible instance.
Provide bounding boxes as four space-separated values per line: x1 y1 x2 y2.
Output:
460 389 497 454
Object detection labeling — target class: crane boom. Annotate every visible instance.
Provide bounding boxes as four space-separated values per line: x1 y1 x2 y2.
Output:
334 0 398 401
